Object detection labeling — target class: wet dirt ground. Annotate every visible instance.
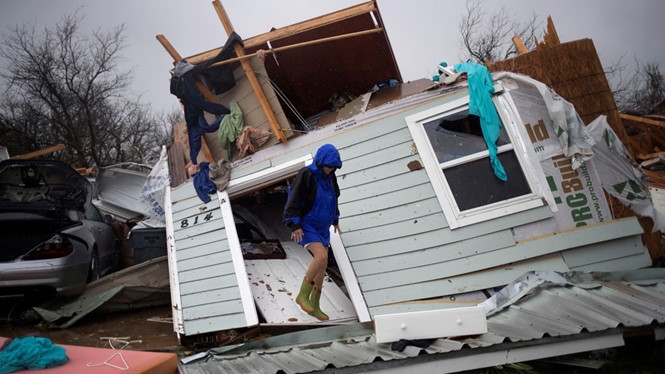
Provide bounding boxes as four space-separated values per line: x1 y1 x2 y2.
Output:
2 299 665 373
0 301 186 355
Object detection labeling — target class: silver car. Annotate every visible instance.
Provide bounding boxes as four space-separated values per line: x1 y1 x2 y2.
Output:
0 159 120 299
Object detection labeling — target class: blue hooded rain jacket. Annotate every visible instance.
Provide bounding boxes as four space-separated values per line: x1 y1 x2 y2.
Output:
283 144 342 247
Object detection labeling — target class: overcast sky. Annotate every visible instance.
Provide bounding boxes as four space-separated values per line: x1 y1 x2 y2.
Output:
1 0 663 115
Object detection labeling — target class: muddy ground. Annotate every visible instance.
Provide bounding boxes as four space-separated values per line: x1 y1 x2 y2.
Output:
2 299 665 373
0 301 186 354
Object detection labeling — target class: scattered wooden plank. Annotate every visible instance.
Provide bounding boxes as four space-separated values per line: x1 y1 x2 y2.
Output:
213 0 287 144
621 113 665 128
10 143 65 160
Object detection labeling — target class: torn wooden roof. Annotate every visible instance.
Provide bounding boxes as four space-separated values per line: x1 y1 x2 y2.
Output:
169 0 401 128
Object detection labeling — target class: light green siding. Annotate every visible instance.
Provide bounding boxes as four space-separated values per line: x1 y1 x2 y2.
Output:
169 182 247 335
321 94 648 317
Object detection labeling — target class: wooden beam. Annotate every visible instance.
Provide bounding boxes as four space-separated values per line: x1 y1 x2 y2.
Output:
637 151 665 162
155 34 183 62
512 35 528 55
208 28 383 68
11 144 65 160
184 1 377 65
212 0 287 144
621 113 665 128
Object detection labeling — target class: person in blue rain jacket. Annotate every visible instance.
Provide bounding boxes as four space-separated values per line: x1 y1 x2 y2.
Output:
283 144 343 321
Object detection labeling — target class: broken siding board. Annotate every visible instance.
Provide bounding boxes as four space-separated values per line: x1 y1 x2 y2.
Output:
570 251 652 272
338 137 415 173
179 268 236 291
358 218 645 293
175 239 230 260
178 255 235 274
182 300 244 320
181 287 242 307
515 218 643 253
340 127 414 161
340 170 431 205
183 313 248 336
338 155 424 196
175 225 226 251
342 196 440 232
340 182 435 221
352 230 515 276
345 206 551 262
561 234 647 269
343 205 551 255
181 273 240 300
343 212 447 248
365 254 570 311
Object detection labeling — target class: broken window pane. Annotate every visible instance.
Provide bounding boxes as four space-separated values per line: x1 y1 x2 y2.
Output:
423 109 531 212
423 110 510 164
443 151 531 211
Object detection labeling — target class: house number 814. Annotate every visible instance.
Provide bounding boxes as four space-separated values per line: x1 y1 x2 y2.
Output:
180 212 214 228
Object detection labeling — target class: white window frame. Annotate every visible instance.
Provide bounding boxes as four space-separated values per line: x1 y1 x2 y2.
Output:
406 92 547 229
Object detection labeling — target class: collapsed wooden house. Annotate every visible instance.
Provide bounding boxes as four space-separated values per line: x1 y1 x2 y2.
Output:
156 1 665 372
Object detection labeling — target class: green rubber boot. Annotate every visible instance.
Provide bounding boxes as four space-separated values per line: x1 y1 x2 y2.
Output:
296 278 314 313
308 286 329 321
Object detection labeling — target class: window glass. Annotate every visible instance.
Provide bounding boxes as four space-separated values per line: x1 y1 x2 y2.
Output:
443 151 531 211
423 109 531 212
423 110 510 164
406 95 546 228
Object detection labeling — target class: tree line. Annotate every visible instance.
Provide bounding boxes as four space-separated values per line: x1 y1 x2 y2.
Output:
0 12 176 168
0 1 662 169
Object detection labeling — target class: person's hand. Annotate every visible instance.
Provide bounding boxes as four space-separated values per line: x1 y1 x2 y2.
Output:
291 228 303 242
333 225 342 234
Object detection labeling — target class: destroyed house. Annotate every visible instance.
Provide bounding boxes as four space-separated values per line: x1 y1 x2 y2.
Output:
158 1 664 371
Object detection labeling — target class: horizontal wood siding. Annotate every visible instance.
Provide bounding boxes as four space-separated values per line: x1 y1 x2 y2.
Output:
170 182 247 335
333 107 554 313
329 97 646 315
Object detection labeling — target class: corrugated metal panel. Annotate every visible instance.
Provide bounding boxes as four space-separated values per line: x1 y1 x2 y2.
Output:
179 269 665 374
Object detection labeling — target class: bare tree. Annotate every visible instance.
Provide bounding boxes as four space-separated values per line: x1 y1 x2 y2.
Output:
0 12 163 168
612 59 665 115
459 0 541 64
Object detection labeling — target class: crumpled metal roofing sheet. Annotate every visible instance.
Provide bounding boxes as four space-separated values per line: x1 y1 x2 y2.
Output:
179 269 665 374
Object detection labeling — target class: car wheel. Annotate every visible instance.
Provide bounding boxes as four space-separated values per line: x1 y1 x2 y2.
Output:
87 247 102 283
